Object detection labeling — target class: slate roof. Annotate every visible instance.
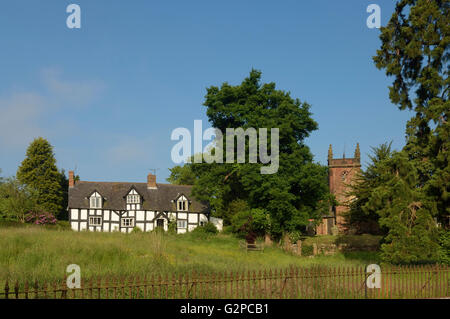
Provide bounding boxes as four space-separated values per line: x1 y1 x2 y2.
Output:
68 181 208 213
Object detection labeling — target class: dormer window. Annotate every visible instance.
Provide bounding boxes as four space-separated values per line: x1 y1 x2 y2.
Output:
90 192 102 209
127 194 141 204
177 195 188 211
126 188 142 211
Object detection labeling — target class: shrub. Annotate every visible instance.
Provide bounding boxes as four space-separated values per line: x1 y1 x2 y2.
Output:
438 229 450 265
230 210 251 236
301 244 314 256
25 211 57 225
131 226 142 233
230 208 269 238
56 220 71 229
190 228 209 239
288 231 303 243
43 220 71 231
0 220 27 228
190 222 218 239
226 199 250 225
221 225 233 234
168 217 177 234
251 209 270 235
202 222 218 234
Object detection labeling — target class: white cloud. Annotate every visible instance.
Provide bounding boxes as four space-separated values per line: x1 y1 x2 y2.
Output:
0 68 105 149
0 92 46 148
41 68 105 107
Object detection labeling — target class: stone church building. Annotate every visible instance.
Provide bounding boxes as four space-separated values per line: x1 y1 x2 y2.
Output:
316 143 361 235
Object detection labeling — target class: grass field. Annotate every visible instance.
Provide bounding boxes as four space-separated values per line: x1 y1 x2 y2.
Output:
0 225 381 283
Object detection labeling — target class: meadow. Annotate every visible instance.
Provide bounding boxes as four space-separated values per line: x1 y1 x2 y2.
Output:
0 224 381 283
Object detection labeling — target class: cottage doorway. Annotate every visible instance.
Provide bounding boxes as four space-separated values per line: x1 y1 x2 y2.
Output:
156 219 164 229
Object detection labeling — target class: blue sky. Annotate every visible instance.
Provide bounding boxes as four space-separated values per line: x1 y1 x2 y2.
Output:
0 1 413 183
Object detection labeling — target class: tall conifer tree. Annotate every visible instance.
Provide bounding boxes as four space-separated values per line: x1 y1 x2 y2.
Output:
17 137 64 218
370 0 448 262
373 0 449 225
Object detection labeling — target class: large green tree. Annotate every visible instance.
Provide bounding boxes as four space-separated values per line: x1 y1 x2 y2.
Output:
185 70 329 237
373 0 449 226
167 165 197 185
17 138 65 219
0 177 39 223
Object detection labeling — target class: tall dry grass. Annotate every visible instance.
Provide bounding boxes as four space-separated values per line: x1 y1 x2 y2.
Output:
0 226 380 283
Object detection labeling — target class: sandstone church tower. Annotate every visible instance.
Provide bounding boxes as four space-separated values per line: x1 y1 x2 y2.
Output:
316 143 361 235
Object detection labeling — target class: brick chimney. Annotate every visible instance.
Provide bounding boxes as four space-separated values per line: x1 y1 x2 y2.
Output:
147 173 157 189
69 170 75 188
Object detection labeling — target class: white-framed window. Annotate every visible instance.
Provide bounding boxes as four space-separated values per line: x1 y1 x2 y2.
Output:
177 219 187 229
127 194 141 204
90 192 102 208
177 195 188 211
89 216 102 226
121 217 135 227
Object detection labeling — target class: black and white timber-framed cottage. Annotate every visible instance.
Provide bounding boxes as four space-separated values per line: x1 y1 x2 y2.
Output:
68 171 215 234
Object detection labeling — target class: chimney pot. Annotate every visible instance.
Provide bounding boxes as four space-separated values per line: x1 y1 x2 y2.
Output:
147 173 157 189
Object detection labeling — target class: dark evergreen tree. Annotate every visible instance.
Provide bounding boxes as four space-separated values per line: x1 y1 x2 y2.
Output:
373 0 449 226
346 142 394 235
371 0 448 263
368 152 440 263
17 138 65 219
58 169 69 220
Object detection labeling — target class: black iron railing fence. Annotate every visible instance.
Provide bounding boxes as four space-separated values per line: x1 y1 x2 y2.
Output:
1 264 449 299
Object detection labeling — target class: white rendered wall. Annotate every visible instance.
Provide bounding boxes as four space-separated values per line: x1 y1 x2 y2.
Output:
210 217 223 231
